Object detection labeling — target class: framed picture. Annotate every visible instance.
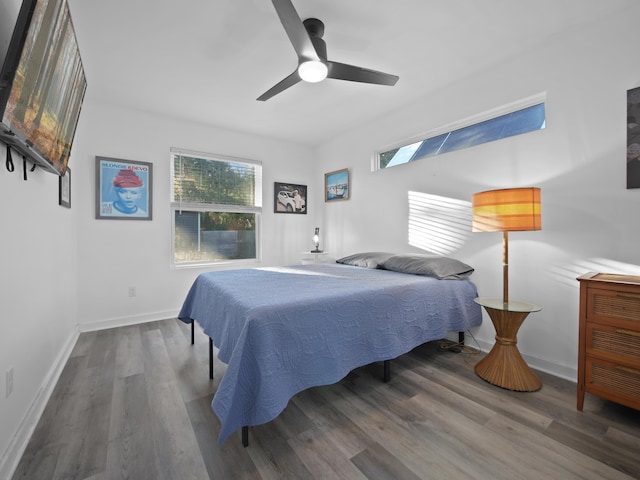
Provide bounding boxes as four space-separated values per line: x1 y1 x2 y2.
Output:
274 182 307 214
58 167 71 208
95 157 152 220
324 168 349 202
628 86 640 188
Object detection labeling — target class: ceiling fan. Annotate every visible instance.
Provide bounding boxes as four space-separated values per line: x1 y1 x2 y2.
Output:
257 0 399 101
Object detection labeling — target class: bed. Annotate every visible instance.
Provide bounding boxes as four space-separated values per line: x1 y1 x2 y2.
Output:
178 253 482 445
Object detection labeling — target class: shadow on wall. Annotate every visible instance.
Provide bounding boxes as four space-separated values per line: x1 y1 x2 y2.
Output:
552 257 640 289
408 191 472 255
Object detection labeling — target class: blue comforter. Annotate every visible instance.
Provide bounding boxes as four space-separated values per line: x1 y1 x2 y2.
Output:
178 263 482 444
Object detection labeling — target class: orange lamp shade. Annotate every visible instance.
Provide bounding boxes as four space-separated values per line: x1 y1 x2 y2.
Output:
472 187 541 232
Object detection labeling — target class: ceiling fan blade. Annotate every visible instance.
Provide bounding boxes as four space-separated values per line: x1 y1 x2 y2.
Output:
327 61 399 86
271 0 319 61
257 70 301 101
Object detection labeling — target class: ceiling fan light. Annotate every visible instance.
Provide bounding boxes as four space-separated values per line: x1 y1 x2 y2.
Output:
298 61 328 83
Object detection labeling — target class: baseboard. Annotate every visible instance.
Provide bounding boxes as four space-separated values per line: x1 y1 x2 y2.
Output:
0 328 79 480
78 309 180 332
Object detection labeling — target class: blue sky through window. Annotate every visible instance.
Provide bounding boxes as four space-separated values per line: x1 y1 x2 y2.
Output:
382 103 545 168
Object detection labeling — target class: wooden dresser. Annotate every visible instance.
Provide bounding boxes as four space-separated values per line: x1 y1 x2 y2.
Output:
577 272 640 411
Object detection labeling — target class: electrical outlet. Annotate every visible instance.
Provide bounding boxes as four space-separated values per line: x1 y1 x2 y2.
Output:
6 368 14 398
128 286 136 297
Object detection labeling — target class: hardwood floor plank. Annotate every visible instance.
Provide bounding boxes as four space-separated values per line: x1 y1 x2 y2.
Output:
287 427 368 480
69 331 97 359
351 441 423 480
11 443 61 480
269 393 316 440
245 420 314 480
326 375 480 478
399 358 555 433
105 373 156 480
159 319 217 403
407 346 619 446
543 420 639 478
290 386 372 458
404 391 576 480
185 394 261 480
114 325 145 379
51 344 115 479
484 414 637 480
604 425 640 455
140 327 209 480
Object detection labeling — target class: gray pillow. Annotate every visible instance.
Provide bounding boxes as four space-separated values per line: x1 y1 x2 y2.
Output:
379 253 474 279
336 252 395 269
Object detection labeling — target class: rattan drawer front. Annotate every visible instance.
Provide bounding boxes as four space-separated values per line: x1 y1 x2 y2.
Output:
587 323 640 362
587 358 640 401
578 273 640 411
590 289 640 323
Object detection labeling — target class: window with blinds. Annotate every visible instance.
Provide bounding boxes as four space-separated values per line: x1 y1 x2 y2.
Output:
170 148 262 267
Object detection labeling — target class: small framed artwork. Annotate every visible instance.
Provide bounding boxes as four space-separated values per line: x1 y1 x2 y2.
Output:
325 168 349 202
59 167 71 208
274 182 307 214
95 156 153 220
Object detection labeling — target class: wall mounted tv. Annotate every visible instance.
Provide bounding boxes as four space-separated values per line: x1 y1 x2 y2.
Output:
0 0 86 176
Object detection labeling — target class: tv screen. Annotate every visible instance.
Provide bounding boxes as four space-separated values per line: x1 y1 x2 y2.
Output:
0 0 86 175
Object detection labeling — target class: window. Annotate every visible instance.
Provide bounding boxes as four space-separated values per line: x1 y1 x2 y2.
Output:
378 96 546 169
171 148 262 267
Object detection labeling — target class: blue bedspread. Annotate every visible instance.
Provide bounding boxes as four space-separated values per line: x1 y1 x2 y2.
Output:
178 263 482 444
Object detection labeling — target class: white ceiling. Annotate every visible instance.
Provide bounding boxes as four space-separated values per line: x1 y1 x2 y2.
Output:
67 0 634 147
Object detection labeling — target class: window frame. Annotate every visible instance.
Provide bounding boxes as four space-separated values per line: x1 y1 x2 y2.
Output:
374 92 546 170
170 148 262 269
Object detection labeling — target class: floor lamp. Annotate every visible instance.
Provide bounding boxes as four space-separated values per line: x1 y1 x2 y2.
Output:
471 187 543 391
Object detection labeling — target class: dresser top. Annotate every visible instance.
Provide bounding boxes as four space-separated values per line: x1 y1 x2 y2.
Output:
577 272 640 286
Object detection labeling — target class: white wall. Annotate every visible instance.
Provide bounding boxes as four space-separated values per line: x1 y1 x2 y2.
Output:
0 142 79 475
72 101 318 330
315 5 640 380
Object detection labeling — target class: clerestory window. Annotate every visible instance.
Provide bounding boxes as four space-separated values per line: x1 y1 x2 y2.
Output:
378 97 546 169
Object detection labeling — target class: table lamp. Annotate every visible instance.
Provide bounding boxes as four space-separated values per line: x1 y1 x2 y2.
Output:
311 227 322 253
472 187 541 305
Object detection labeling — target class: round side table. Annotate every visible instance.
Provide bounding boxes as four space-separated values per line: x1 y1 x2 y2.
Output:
474 297 542 392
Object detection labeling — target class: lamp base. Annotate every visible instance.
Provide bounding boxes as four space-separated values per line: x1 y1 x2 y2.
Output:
310 249 323 253
474 305 541 392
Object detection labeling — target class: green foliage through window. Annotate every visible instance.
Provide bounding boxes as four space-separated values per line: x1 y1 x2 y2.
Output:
173 155 257 206
171 149 262 267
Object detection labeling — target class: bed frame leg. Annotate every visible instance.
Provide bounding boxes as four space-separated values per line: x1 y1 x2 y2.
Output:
191 321 195 345
242 426 249 447
458 331 465 345
209 338 214 379
383 360 390 382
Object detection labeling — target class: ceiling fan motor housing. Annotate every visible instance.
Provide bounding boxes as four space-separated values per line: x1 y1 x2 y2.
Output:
303 18 327 60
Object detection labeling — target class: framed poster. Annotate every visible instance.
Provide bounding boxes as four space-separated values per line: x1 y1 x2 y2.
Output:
324 168 349 202
95 157 152 220
58 167 71 208
274 181 307 214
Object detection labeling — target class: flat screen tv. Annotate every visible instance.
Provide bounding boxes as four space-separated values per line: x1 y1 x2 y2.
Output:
0 0 86 175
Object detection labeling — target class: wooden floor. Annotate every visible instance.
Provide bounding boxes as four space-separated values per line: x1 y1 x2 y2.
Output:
11 319 640 480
